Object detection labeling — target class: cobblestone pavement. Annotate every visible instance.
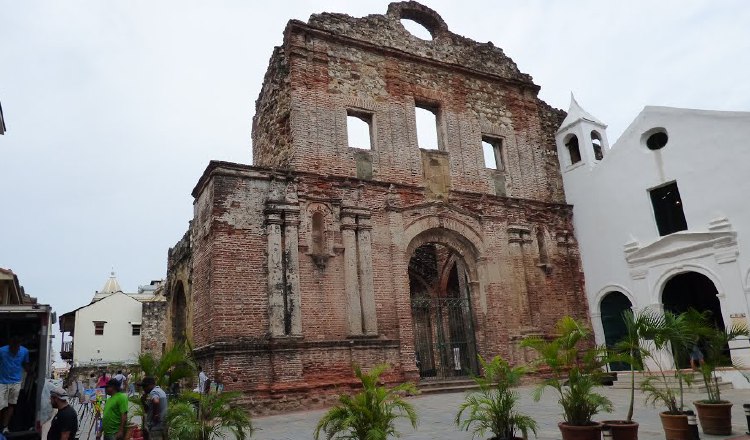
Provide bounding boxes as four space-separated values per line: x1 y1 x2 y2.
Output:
251 386 750 440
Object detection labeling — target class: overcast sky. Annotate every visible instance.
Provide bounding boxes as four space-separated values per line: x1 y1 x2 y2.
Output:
1 1 749 342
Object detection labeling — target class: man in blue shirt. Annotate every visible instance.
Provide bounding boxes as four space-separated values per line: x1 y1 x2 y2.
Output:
0 336 30 434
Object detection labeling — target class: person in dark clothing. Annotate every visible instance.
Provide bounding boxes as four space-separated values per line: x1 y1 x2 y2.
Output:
139 377 167 440
48 387 77 440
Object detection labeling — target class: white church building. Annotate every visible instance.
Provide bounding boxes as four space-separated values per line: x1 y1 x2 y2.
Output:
59 272 163 367
556 96 750 382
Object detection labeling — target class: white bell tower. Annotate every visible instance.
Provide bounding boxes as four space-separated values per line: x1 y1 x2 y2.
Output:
555 94 609 172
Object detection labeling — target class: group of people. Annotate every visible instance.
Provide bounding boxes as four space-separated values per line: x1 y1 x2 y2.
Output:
1 336 213 440
48 375 168 440
91 370 136 396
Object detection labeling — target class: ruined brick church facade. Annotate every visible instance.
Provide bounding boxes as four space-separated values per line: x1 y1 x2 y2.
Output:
166 2 588 411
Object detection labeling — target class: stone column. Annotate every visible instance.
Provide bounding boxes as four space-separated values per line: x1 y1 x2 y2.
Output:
342 214 363 335
508 226 533 329
357 214 378 336
266 209 285 337
283 209 303 336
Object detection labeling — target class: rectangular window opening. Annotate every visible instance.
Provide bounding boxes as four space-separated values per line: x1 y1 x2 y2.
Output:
346 110 373 150
481 136 504 170
132 324 142 336
650 182 687 236
415 104 440 150
94 321 105 336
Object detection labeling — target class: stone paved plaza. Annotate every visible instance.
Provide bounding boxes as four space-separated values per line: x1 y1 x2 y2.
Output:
252 386 750 440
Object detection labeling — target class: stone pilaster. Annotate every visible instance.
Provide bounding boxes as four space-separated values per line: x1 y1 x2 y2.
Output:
342 214 363 335
266 209 285 337
283 209 303 336
508 225 533 330
357 214 378 335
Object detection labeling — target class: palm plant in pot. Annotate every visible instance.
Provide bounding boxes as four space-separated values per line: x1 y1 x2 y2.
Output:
168 391 254 440
687 309 749 435
314 364 418 440
639 310 699 440
521 316 613 440
602 309 660 440
455 355 538 440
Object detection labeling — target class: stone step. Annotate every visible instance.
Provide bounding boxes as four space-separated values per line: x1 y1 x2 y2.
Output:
615 371 703 380
606 370 734 393
417 379 479 395
615 373 722 388
609 380 733 393
614 377 724 386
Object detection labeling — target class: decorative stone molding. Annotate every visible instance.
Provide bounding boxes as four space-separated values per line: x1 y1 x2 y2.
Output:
629 268 648 280
305 203 335 269
265 201 303 338
708 217 732 232
625 231 738 267
507 225 531 244
340 206 377 336
555 230 576 247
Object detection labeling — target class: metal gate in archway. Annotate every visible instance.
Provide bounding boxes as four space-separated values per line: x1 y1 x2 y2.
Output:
411 294 478 379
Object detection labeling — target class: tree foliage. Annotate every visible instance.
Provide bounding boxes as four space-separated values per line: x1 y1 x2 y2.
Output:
167 391 253 440
521 316 613 426
682 309 750 403
455 355 538 439
135 342 196 389
610 309 662 422
638 309 703 413
314 364 418 440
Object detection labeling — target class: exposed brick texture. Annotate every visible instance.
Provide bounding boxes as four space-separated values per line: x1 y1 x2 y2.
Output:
170 2 589 414
166 229 193 347
141 300 167 355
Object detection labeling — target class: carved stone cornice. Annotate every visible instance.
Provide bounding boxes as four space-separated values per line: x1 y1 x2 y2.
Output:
508 225 532 244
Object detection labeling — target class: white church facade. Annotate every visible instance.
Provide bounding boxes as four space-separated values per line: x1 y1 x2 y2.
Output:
556 97 750 383
59 272 164 366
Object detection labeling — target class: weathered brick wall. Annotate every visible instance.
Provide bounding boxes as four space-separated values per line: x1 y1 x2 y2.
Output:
188 161 587 413
141 300 167 355
252 47 293 169
166 229 193 346
178 2 589 414
252 1 566 203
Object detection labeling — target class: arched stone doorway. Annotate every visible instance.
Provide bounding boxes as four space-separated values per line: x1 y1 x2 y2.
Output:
408 241 478 379
662 271 727 367
600 291 633 371
171 281 188 345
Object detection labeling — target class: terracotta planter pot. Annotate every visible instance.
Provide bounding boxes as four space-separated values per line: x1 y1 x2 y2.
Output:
659 412 690 440
694 401 733 435
602 420 639 440
558 422 603 440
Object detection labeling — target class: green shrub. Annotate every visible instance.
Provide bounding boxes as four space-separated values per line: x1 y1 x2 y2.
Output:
314 364 418 440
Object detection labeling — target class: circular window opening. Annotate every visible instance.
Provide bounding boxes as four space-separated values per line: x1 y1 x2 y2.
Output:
646 130 668 150
400 18 433 40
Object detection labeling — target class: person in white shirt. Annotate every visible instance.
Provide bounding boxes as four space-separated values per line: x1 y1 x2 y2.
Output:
126 372 134 395
198 367 208 394
113 370 126 390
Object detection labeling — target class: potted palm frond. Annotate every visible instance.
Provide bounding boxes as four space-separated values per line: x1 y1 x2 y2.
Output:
168 391 254 440
602 309 660 440
455 355 538 440
314 364 418 440
687 309 750 435
521 316 613 440
639 309 699 440
136 342 197 389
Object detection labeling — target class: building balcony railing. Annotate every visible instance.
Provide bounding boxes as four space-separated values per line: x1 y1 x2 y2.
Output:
60 341 73 360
